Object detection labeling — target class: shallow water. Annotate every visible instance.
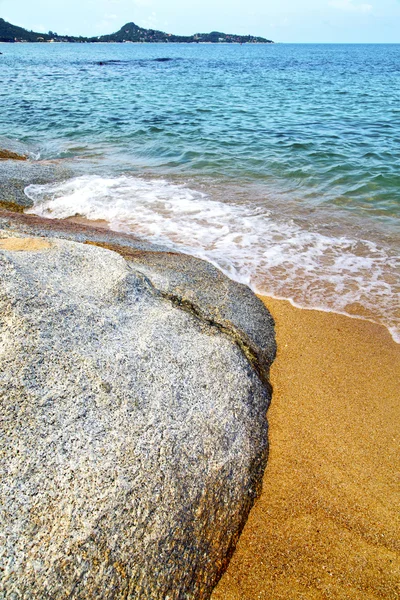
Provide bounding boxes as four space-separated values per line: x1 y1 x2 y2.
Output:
1 42 399 340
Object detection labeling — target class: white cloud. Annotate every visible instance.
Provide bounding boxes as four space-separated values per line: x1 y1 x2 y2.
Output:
329 0 373 13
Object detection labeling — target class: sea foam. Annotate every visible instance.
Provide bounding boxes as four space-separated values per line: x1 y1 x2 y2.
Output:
25 175 400 342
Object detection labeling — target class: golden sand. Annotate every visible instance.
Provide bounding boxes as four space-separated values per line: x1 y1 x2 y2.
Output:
0 237 52 251
212 296 400 600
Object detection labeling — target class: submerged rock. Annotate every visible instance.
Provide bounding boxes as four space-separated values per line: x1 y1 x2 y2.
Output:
0 138 34 162
0 160 73 209
0 234 275 599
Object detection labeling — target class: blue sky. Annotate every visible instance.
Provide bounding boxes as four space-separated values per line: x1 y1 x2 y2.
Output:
1 0 400 42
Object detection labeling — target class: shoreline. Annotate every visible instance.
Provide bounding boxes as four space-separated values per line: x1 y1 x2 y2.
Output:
48 226 400 346
212 295 400 599
1 211 399 597
25 211 400 345
254 292 400 346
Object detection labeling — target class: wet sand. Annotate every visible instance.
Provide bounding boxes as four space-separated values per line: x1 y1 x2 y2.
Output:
64 216 111 230
212 296 400 600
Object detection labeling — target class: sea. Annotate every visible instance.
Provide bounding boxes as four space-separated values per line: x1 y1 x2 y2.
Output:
1 42 399 342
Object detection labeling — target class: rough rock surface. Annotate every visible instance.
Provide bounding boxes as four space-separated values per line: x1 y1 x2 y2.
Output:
117 247 275 382
0 160 72 208
0 212 275 379
0 208 169 252
0 139 32 162
0 233 275 599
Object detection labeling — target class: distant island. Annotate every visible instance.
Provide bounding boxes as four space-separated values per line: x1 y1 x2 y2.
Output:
0 18 273 44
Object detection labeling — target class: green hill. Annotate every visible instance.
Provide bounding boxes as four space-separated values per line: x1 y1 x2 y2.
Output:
0 17 273 44
0 18 87 43
92 22 273 44
0 18 51 42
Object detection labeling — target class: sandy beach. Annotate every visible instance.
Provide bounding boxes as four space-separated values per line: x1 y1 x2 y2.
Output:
1 210 399 597
1 26 400 600
212 297 400 599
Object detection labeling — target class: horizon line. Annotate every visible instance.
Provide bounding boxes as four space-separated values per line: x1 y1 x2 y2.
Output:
1 17 399 44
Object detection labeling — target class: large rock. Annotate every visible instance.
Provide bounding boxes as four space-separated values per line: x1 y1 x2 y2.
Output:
0 234 275 599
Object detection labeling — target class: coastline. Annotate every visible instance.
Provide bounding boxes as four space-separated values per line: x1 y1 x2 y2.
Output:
1 206 399 596
1 38 400 597
212 296 400 599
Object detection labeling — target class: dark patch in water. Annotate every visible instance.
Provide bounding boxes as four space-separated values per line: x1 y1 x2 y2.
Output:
96 60 128 66
95 58 178 67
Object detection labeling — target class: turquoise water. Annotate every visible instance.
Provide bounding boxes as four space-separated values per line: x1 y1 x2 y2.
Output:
1 43 399 339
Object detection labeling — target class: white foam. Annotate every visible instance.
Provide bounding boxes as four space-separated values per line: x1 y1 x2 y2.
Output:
25 175 400 343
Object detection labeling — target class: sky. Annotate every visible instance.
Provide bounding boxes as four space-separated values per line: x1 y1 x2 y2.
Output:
1 0 400 43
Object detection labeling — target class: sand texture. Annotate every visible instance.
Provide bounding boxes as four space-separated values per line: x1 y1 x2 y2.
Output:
0 237 52 251
212 296 400 600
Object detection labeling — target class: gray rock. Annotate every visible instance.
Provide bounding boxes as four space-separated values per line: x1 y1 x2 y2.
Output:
0 160 73 209
0 209 170 253
0 138 34 161
0 235 275 599
0 213 276 379
123 249 276 380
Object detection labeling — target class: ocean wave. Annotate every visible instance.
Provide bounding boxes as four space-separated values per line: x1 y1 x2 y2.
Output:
25 174 400 342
